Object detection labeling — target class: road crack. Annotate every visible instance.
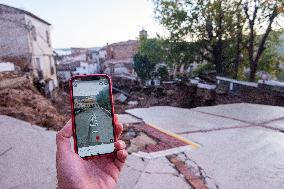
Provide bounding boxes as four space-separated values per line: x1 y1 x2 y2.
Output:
0 146 13 156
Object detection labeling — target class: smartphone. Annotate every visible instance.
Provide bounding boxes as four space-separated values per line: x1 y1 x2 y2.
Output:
69 74 116 159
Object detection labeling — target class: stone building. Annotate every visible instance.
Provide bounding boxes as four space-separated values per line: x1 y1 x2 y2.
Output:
103 40 139 78
0 4 58 91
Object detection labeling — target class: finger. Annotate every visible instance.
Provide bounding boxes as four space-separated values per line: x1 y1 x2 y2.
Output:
58 119 73 138
114 140 126 151
56 120 72 152
114 114 123 139
114 149 128 171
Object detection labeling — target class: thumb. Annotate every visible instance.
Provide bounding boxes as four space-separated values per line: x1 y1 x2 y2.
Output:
56 120 73 152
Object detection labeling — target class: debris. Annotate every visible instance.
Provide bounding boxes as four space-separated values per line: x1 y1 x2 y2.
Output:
128 101 138 106
0 62 15 72
116 93 128 103
0 74 69 130
197 83 216 90
127 132 157 153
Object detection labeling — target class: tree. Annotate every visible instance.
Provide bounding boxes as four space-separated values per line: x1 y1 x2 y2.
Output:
139 38 165 65
133 54 155 83
153 0 242 76
96 88 111 111
243 0 284 81
163 39 201 69
256 30 284 79
157 66 169 80
153 0 284 81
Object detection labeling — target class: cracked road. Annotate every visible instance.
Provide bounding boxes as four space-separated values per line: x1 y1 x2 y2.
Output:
1 103 283 189
125 103 284 189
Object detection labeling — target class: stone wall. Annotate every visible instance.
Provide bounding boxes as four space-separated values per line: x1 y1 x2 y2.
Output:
0 5 30 57
105 40 138 60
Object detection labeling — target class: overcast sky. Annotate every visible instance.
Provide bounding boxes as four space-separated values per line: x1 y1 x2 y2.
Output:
0 0 167 48
73 80 108 97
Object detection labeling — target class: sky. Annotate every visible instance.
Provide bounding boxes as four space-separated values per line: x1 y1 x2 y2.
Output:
0 0 167 48
73 80 108 96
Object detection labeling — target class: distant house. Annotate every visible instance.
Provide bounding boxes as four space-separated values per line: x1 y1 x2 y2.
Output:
56 49 101 81
103 40 139 78
0 4 58 91
57 61 100 81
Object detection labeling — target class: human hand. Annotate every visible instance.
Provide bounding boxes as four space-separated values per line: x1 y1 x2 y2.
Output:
56 114 128 189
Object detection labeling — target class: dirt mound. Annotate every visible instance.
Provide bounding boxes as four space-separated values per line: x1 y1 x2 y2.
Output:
114 83 200 114
0 79 68 130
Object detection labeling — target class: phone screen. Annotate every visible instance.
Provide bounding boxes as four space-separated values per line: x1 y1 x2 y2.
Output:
72 77 115 158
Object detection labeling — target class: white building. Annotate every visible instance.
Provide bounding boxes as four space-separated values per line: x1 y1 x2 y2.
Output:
0 4 58 90
57 61 100 81
56 48 101 81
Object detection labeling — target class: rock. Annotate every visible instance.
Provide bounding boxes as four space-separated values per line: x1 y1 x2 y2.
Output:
128 101 138 106
126 128 137 138
127 132 157 153
216 83 229 94
116 93 127 103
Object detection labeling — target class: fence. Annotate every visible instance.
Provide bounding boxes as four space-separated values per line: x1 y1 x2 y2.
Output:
216 76 284 97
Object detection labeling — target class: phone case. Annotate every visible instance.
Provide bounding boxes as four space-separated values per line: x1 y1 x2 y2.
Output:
69 74 117 160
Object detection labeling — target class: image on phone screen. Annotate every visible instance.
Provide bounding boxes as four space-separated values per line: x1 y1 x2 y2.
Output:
72 78 115 157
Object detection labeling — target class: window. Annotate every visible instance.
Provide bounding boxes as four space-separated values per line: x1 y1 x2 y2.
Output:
36 58 41 70
49 56 54 75
31 26 37 41
46 30 50 46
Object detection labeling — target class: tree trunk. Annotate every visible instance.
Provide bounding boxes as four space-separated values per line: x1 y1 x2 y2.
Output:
233 6 243 79
244 3 278 82
249 63 257 81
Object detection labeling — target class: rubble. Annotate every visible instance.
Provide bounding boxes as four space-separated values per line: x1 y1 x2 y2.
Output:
127 132 157 153
127 101 138 106
0 73 69 130
121 122 188 154
113 75 284 114
116 93 128 103
0 62 15 72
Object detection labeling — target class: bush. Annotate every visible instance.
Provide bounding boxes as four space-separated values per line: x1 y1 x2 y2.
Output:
134 54 155 83
96 88 111 111
157 66 169 80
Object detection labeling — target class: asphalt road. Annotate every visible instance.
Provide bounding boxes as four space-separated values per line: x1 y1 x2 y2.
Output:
126 103 284 189
75 107 114 148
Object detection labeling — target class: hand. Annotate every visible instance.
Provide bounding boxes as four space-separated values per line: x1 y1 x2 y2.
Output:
56 114 128 189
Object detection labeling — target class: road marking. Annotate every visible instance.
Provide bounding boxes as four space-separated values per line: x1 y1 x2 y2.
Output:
147 123 199 149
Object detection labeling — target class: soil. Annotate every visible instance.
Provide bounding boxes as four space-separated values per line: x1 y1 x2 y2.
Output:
114 81 284 114
0 74 69 130
214 87 284 107
1 73 283 131
114 83 199 114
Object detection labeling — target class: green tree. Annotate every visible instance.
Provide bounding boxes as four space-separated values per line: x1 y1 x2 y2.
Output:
257 30 284 79
163 40 201 70
157 66 169 80
243 0 284 81
154 0 243 76
139 38 165 65
96 88 111 111
153 0 284 81
133 54 155 83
